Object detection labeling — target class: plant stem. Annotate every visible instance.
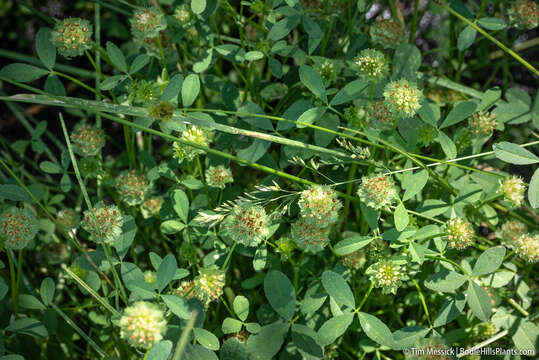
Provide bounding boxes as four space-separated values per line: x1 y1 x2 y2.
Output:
412 278 432 328
221 243 237 270
172 311 198 360
7 251 18 317
409 0 420 43
355 282 374 312
425 255 470 276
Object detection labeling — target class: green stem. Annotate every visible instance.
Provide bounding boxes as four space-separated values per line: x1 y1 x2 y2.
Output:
7 251 18 317
172 311 198 360
196 155 211 206
409 0 420 43
52 71 100 95
507 298 529 317
425 255 470 276
355 282 374 312
221 243 238 270
411 278 432 328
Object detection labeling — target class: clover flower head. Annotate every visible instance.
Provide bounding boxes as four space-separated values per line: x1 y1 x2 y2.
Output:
369 19 405 48
81 202 123 245
417 123 439 147
144 271 157 285
366 100 395 131
130 80 159 105
341 250 366 270
355 49 390 79
130 7 167 39
497 220 527 247
51 17 93 58
343 106 366 128
174 4 193 25
70 122 105 157
508 0 539 30
57 208 78 231
119 301 167 349
1 207 38 250
173 125 214 163
276 236 296 257
141 197 163 219
383 79 423 118
315 60 337 85
291 218 330 254
205 165 234 189
475 322 498 339
368 260 405 295
499 176 526 207
194 267 226 305
446 217 474 249
147 101 175 121
222 203 270 247
357 174 398 210
115 170 150 206
468 111 497 136
514 234 539 263
298 185 342 227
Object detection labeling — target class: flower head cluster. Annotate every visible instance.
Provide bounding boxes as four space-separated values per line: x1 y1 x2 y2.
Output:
341 250 366 270
315 60 337 86
130 8 167 40
368 261 406 295
406 337 452 360
115 170 150 206
177 267 226 306
173 125 214 163
468 112 497 136
174 4 194 26
357 174 398 210
508 0 539 30
298 185 342 227
119 301 167 349
499 176 526 207
369 19 405 48
446 217 474 249
1 207 38 250
205 165 234 189
497 220 527 247
57 208 78 231
291 218 331 254
365 100 395 131
130 80 159 105
383 79 423 118
514 234 539 263
147 101 175 121
70 123 105 157
355 49 390 80
222 203 270 247
141 197 163 219
51 18 93 58
81 202 123 245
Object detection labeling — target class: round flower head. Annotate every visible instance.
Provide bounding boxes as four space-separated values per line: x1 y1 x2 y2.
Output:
143 271 157 285
365 100 396 131
119 301 167 349
355 49 390 80
298 185 342 227
222 203 270 247
474 322 498 339
130 7 167 40
468 111 497 136
343 105 366 129
368 260 406 295
446 217 474 249
341 250 366 270
70 123 105 157
508 0 539 30
291 218 331 254
1 207 38 250
57 208 78 231
497 220 527 247
141 197 163 219
276 236 296 258
130 80 159 105
173 125 214 163
499 176 526 207
51 18 93 58
383 79 423 118
405 337 452 360
81 202 123 245
315 60 337 86
115 170 150 206
514 234 539 263
205 165 234 189
357 174 398 210
369 19 405 48
147 101 175 121
177 267 226 307
174 4 194 26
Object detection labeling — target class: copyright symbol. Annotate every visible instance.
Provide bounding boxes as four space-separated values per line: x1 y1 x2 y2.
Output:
403 348 410 355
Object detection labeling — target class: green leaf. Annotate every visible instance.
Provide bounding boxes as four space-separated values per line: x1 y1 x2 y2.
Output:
172 189 190 223
403 170 429 201
18 294 46 310
424 270 467 293
268 15 301 41
394 203 409 232
161 74 183 102
478 17 506 30
330 79 368 106
457 25 476 51
40 277 55 306
245 321 289 360
36 27 56 70
39 161 62 174
129 54 151 74
0 283 7 301
233 295 249 321
160 220 186 234
299 65 327 104
193 49 213 73
317 313 354 347
0 63 49 83
392 44 421 82
182 74 200 107
291 324 323 358
253 247 267 272
334 236 373 256
357 312 393 348
100 75 124 91
115 215 137 259
157 254 177 292
436 131 457 159
162 294 190 319
466 280 492 321
191 0 207 14
529 168 539 208
6 317 48 337
106 41 127 73
392 326 430 350
45 74 66 96
472 246 506 276
321 271 355 308
511 320 539 352
479 87 501 111
493 142 539 165
264 270 296 320
194 328 220 351
296 107 326 128
220 338 248 360
433 293 467 327
222 317 243 334
440 101 477 128
146 341 173 360
245 51 264 61
237 139 270 163
302 15 323 54
0 184 31 202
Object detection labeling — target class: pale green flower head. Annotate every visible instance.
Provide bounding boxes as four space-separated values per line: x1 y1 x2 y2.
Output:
355 49 390 80
357 174 398 210
298 185 342 227
70 122 105 157
446 217 474 250
291 218 330 254
369 19 404 48
173 125 214 163
514 234 539 263
222 203 270 247
468 111 497 136
51 18 93 58
367 260 407 295
1 207 38 250
499 176 526 207
130 7 167 40
383 79 424 118
119 301 167 349
205 165 234 189
81 202 124 245
508 0 539 30
115 170 150 206
497 220 527 248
